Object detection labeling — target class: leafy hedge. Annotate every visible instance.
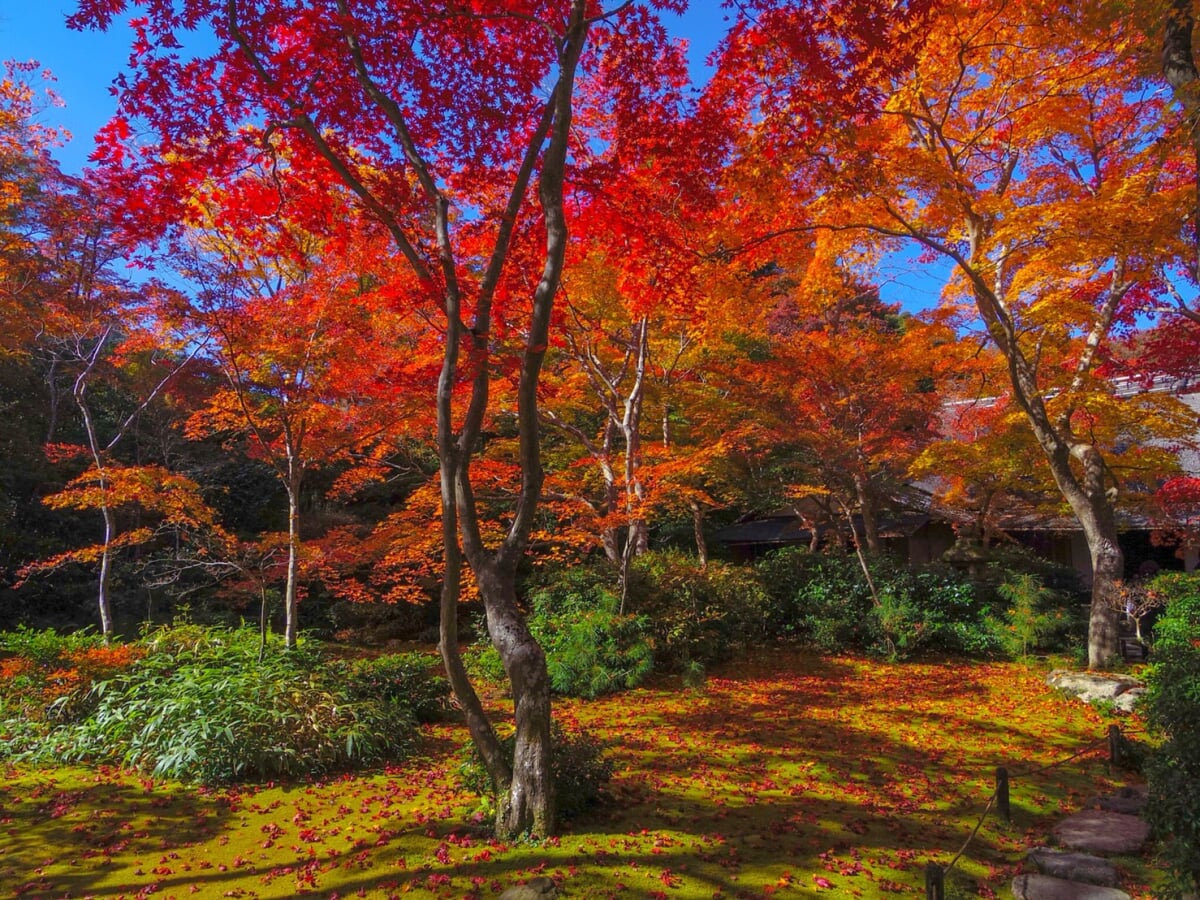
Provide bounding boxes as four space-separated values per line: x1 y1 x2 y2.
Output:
485 547 1078 679
1143 573 1200 898
0 625 439 784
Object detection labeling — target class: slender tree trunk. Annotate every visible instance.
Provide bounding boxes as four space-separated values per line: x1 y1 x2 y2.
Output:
74 332 115 641
960 222 1126 668
283 477 300 650
840 497 880 606
96 494 115 641
691 500 708 567
622 317 650 557
602 419 622 565
45 357 61 444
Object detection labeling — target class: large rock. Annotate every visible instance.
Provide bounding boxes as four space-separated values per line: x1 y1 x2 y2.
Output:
1110 688 1145 714
499 876 558 900
1012 873 1130 900
1027 847 1118 886
1052 809 1149 856
1046 671 1143 708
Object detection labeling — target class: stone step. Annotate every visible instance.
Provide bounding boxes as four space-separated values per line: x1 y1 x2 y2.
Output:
1026 847 1118 886
1088 785 1148 816
1012 873 1131 900
1052 809 1149 856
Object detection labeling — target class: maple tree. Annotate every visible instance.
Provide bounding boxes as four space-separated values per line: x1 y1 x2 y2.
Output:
71 0 692 836
911 390 1053 547
752 245 955 557
540 75 744 582
7 158 203 638
0 61 66 321
177 154 428 648
715 0 1199 667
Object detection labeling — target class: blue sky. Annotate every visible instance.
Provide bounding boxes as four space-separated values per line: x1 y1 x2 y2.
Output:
1 4 729 174
0 3 944 309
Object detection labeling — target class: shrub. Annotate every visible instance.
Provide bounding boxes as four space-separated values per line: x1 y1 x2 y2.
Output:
457 722 613 820
872 567 1000 658
13 624 416 783
993 573 1065 658
473 565 654 698
755 550 1003 657
342 652 451 723
1143 573 1200 898
0 627 143 726
983 544 1084 597
630 550 770 669
755 549 874 650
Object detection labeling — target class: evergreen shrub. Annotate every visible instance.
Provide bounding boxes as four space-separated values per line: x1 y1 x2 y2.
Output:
1143 572 1200 898
342 651 451 723
754 548 1004 657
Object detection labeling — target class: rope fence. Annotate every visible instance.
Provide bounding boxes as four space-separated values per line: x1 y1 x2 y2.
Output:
923 724 1144 899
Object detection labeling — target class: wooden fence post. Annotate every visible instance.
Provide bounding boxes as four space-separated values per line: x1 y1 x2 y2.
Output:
925 862 945 900
995 766 1010 824
1108 724 1123 769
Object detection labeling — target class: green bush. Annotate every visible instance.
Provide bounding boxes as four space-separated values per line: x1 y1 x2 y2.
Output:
983 544 1084 597
12 625 416 783
630 550 770 669
0 627 143 729
755 549 1003 657
342 652 451 723
872 566 1003 658
457 722 613 820
1143 573 1200 898
755 549 874 650
473 565 654 698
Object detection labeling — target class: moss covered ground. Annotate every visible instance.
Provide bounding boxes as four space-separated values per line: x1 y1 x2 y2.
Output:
0 652 1160 898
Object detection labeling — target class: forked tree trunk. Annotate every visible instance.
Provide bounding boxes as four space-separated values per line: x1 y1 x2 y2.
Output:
692 500 708 567
431 1 589 838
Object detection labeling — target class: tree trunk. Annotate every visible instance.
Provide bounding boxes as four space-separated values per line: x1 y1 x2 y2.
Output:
284 479 300 650
477 564 554 837
621 317 650 558
75 335 115 641
97 493 115 641
958 225 1126 668
691 500 708 567
1087 532 1123 668
602 419 621 565
853 472 882 555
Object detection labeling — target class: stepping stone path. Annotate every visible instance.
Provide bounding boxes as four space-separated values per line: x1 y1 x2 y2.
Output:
1012 785 1149 900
